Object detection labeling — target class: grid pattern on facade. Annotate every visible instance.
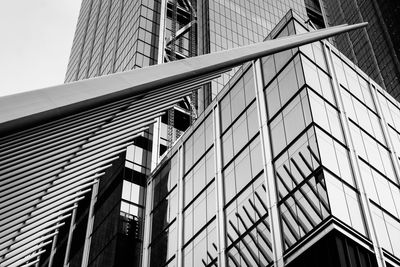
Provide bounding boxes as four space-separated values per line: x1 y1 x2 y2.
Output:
146 15 400 267
205 0 307 98
65 0 161 82
321 0 400 101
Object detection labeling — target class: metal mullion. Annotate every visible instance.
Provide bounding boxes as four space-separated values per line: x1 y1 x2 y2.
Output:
253 58 284 266
213 104 227 267
324 44 385 267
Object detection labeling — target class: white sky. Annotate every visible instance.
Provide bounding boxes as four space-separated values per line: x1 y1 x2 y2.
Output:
0 0 82 96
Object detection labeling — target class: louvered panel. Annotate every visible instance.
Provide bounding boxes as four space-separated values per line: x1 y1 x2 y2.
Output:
0 92 135 147
1 156 116 204
0 202 79 246
1 129 95 170
19 258 40 267
0 222 63 254
0 191 87 242
23 205 77 233
6 249 45 267
0 163 68 195
3 241 52 267
7 232 56 260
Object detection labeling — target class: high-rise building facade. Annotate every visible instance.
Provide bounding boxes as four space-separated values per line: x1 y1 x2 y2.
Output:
64 0 308 104
320 0 400 100
145 12 400 267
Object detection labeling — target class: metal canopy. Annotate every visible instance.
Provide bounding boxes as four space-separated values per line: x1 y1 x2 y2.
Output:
0 22 366 135
0 22 367 267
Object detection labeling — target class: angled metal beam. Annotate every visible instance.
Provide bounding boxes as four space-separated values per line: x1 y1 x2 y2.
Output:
0 22 367 135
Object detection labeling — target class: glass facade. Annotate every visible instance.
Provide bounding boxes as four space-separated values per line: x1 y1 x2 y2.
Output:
147 13 400 267
65 0 161 82
320 0 400 101
202 0 307 99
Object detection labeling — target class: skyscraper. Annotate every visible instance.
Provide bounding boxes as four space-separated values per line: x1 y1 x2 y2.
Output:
320 0 400 100
64 0 308 106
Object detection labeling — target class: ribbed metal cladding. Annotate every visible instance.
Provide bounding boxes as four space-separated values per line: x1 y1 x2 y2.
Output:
0 75 220 267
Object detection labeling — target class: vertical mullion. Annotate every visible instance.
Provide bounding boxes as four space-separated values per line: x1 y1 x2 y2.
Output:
253 59 284 267
324 43 385 267
177 147 184 267
81 180 99 267
214 104 227 267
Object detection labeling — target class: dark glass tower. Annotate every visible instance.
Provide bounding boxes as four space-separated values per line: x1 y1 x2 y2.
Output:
320 0 400 100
